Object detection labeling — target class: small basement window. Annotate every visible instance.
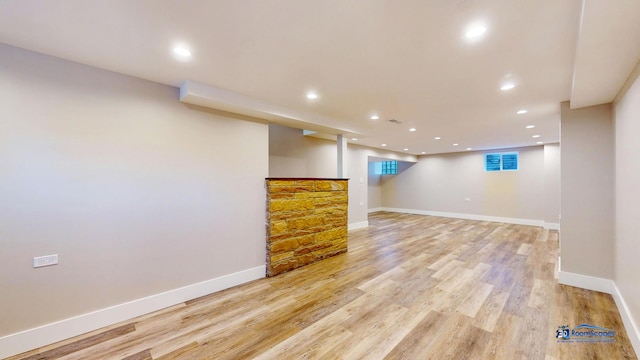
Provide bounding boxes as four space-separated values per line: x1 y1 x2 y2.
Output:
485 152 518 171
374 161 398 175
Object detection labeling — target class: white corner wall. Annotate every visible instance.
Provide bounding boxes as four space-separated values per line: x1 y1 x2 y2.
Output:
613 61 640 353
0 44 268 357
560 101 614 279
544 143 561 229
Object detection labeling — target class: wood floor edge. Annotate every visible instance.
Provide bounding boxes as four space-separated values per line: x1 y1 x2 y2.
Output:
0 265 265 359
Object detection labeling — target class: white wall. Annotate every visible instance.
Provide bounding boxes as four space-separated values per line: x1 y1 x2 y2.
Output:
0 45 268 339
560 101 613 279
544 143 561 226
614 61 640 345
367 162 382 210
269 124 337 178
380 146 546 222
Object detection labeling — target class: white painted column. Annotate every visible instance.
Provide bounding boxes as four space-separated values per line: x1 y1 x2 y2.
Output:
337 134 348 178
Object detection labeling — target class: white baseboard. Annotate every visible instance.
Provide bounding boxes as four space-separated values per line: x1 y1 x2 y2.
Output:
544 222 560 230
367 207 383 213
379 207 545 227
348 220 369 230
558 270 614 294
558 271 639 356
0 265 265 359
612 284 640 356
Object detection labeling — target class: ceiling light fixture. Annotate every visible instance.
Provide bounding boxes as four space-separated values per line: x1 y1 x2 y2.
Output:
173 47 192 57
532 135 540 138
381 143 387 147
421 151 426 154
517 109 528 114
500 83 515 91
306 92 318 99
352 138 358 141
537 141 544 145
434 137 441 140
453 143 459 146
466 147 472 151
404 148 409 151
526 125 535 129
409 128 416 132
370 115 379 120
465 25 487 39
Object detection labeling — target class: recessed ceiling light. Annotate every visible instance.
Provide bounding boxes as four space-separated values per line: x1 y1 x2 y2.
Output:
537 141 544 144
421 151 426 154
370 115 379 120
453 143 459 146
409 128 417 132
532 134 540 138
173 47 192 57
517 109 528 114
404 148 409 151
466 147 472 151
465 25 487 39
500 83 515 91
434 137 441 140
381 143 387 147
352 138 358 141
526 125 535 129
306 92 318 99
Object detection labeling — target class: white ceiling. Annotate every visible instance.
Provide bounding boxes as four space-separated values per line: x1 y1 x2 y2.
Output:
0 0 638 155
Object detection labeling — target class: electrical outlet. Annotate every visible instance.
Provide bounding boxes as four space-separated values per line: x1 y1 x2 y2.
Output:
33 254 58 268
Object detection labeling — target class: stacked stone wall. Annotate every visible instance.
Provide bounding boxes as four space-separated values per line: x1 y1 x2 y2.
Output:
265 179 348 276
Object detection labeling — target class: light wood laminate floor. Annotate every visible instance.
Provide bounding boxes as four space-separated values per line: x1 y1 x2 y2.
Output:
8 212 637 359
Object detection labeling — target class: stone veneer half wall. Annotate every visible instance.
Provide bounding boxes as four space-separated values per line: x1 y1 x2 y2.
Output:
265 178 348 276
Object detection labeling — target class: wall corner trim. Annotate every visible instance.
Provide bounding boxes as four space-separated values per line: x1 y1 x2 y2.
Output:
0 266 266 359
559 271 640 356
348 221 369 230
612 283 640 356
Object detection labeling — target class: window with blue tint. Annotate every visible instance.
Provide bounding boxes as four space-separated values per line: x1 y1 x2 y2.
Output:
485 152 518 172
501 153 518 171
485 154 501 171
374 161 398 175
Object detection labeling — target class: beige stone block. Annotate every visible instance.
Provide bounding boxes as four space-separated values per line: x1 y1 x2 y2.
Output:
271 238 300 253
296 234 316 245
294 180 316 187
267 180 295 187
269 185 314 193
315 180 347 191
270 251 294 263
287 215 326 231
268 193 296 199
269 221 288 236
269 210 315 221
316 227 347 242
269 199 315 213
